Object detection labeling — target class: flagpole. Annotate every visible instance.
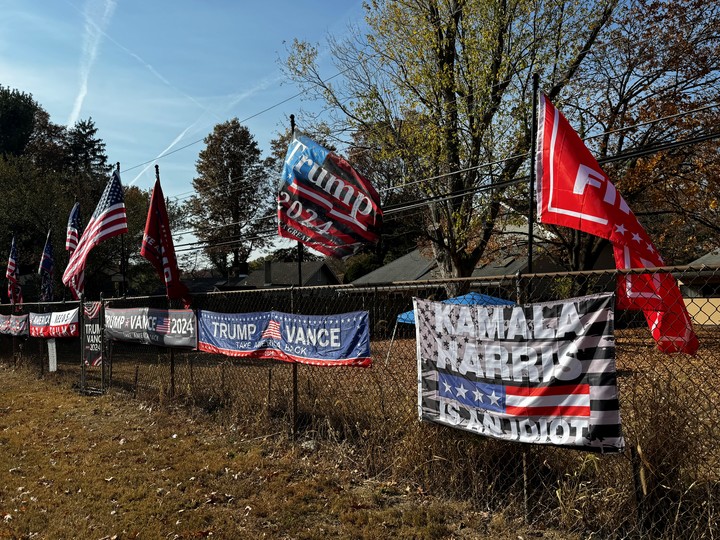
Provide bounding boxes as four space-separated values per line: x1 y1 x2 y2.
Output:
528 73 539 276
117 162 126 297
290 114 303 287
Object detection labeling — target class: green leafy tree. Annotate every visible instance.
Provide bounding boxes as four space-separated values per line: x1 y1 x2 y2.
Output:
0 86 39 157
284 0 616 293
185 119 275 275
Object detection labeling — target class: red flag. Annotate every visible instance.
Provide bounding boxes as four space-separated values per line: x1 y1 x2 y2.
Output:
536 95 698 354
140 178 190 305
62 170 128 298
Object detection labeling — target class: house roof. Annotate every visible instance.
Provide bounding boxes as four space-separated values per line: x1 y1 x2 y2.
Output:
352 249 437 285
241 261 339 288
351 247 564 285
689 248 720 267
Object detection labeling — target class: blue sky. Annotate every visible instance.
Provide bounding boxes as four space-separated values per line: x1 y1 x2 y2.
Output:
1 0 367 200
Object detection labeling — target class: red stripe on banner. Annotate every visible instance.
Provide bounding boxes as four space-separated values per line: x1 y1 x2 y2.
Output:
505 405 591 417
277 218 355 259
507 384 590 397
279 196 360 247
287 182 379 241
197 341 371 367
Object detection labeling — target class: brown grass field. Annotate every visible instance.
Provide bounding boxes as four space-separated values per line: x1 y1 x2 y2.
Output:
0 364 583 540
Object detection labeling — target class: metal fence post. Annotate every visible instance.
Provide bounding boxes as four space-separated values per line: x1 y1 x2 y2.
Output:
291 286 298 440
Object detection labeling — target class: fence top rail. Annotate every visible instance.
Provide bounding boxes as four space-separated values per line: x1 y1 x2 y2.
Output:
2 263 719 309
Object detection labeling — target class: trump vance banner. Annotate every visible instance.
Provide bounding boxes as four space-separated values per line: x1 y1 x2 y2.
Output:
197 310 371 367
105 308 196 348
415 293 624 453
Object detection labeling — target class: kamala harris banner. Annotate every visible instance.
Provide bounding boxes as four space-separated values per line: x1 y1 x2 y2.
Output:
197 310 371 367
416 293 623 453
29 308 80 338
105 308 196 348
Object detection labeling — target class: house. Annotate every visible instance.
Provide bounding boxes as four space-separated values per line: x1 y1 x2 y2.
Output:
351 247 563 286
240 261 340 288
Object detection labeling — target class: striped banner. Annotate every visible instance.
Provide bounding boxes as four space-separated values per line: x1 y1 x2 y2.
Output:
416 293 624 452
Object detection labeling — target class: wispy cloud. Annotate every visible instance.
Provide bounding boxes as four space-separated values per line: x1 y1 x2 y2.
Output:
129 118 203 186
67 0 116 127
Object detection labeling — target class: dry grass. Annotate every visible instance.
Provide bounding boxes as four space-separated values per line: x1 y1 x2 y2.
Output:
0 364 580 540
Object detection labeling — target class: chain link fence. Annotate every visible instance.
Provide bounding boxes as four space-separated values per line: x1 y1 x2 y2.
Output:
1 266 719 538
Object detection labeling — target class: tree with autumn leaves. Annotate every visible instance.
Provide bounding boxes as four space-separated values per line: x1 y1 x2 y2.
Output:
283 0 720 285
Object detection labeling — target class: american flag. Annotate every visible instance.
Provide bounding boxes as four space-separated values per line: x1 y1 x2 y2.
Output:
261 319 281 340
38 230 54 302
62 170 128 298
65 202 81 253
439 374 590 418
156 317 170 334
6 236 22 305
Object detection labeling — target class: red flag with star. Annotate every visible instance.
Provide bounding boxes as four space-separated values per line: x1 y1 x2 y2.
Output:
535 95 698 354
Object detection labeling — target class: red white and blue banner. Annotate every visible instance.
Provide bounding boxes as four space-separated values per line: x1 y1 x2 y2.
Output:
415 293 624 453
29 308 79 338
278 135 382 259
104 307 196 348
0 315 9 335
197 310 371 367
9 314 28 336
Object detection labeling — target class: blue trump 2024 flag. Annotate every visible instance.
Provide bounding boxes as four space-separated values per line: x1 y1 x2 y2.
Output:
278 135 382 259
197 310 371 367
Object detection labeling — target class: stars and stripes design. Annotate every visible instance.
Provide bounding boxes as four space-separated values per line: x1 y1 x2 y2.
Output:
261 319 281 340
65 202 81 253
197 310 372 367
155 317 170 334
62 170 128 299
416 294 624 453
439 374 591 417
6 236 22 306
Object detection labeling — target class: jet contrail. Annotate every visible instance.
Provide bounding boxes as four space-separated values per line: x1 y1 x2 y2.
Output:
67 0 116 127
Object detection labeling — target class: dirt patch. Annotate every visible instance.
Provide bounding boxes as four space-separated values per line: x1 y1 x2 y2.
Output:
0 365 578 539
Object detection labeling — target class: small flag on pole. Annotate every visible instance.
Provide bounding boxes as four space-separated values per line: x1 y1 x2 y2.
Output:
62 169 128 299
38 229 54 302
6 236 23 306
65 202 81 253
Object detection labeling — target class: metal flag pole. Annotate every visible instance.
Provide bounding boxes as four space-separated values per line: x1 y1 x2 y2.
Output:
290 114 303 287
117 162 126 297
528 73 540 277
289 114 300 439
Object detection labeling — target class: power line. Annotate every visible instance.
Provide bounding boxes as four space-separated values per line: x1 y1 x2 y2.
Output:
173 126 720 254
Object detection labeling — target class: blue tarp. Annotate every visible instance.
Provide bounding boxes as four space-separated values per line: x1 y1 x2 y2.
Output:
396 292 515 324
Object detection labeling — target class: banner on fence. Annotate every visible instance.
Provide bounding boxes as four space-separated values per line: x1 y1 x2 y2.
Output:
29 308 79 338
415 293 624 453
83 302 102 366
0 315 10 335
197 310 371 367
9 314 28 336
104 307 196 348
